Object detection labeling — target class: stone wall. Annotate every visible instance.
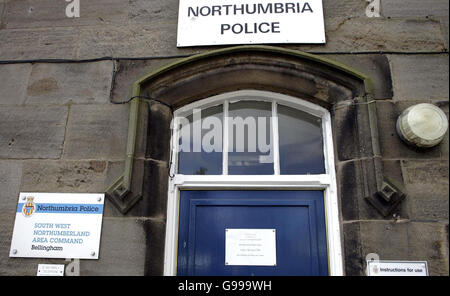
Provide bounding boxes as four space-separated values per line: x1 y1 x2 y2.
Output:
0 0 448 275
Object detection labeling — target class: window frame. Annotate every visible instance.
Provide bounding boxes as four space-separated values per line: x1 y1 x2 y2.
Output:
164 90 343 276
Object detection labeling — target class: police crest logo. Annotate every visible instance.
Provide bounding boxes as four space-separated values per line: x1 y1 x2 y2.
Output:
372 264 379 275
22 197 35 217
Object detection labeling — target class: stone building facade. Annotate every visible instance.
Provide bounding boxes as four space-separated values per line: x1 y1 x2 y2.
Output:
0 0 448 276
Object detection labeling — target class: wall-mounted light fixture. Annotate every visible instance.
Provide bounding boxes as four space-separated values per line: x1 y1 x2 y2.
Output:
396 103 448 148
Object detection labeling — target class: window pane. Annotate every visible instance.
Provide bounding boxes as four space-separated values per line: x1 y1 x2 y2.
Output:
278 104 325 174
178 105 223 175
228 101 273 175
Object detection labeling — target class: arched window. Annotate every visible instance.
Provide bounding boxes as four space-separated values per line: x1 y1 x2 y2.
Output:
106 46 402 276
165 90 342 276
173 90 331 177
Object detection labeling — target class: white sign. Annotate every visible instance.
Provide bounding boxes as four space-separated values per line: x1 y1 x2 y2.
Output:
367 261 428 276
10 193 104 259
37 264 65 276
177 0 326 47
225 229 277 266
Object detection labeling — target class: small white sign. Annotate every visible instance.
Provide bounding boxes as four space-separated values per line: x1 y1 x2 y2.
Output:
10 193 104 259
225 228 276 266
37 264 65 276
367 261 428 276
177 0 326 47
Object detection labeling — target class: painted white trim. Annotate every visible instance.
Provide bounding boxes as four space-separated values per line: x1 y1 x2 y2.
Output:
164 90 343 276
175 90 327 118
272 101 280 175
173 174 331 187
323 111 344 275
222 101 229 175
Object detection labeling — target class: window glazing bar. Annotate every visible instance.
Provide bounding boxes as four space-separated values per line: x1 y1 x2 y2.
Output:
272 101 280 175
223 101 229 175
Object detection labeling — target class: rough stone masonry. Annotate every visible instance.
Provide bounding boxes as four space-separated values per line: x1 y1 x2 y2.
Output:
0 0 448 275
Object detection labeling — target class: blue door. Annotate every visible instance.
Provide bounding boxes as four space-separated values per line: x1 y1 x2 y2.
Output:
177 190 328 276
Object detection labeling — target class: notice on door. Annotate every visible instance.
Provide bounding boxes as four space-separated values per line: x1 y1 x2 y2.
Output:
225 229 276 266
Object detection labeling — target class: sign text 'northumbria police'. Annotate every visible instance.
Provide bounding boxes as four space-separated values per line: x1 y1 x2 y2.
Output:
10 193 104 259
177 0 326 47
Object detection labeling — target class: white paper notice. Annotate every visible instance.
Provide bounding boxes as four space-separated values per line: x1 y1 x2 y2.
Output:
225 229 276 266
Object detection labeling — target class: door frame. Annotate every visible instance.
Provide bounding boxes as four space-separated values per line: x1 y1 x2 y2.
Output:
163 90 343 276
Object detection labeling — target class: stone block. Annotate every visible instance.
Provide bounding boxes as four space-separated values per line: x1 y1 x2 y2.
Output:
342 222 364 276
0 161 22 217
322 0 367 18
402 160 449 185
0 106 68 159
360 221 409 261
296 17 445 53
388 54 449 101
63 104 129 160
80 217 147 275
145 102 172 162
25 61 113 105
401 160 449 221
337 160 365 221
0 1 4 25
21 160 108 193
332 105 360 162
440 112 449 157
324 54 393 100
135 100 149 159
2 0 128 29
381 0 449 17
129 0 178 24
141 159 169 219
408 222 449 276
332 103 374 162
0 27 78 60
143 218 166 276
111 58 180 104
440 17 449 50
77 23 187 60
407 184 449 221
0 63 31 105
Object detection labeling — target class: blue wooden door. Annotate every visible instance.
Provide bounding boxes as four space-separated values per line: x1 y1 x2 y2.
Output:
177 190 329 276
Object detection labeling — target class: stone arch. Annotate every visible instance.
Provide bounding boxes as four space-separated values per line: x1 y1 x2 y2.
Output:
106 46 406 275
133 45 373 110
